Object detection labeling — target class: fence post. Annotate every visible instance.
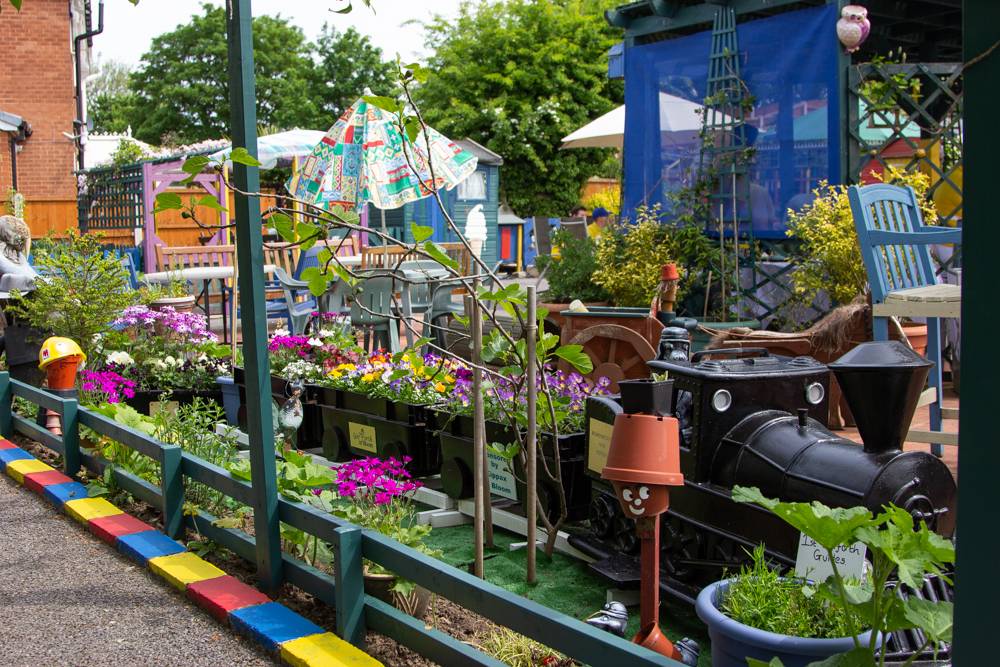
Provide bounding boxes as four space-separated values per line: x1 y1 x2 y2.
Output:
332 525 366 647
0 372 12 437
61 397 81 479
160 444 183 539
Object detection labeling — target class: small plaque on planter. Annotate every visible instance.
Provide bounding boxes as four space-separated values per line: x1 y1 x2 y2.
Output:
149 401 179 417
487 451 518 501
587 418 614 475
348 422 378 454
794 533 867 583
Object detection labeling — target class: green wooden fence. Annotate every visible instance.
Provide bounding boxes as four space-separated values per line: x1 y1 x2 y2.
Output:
0 372 681 666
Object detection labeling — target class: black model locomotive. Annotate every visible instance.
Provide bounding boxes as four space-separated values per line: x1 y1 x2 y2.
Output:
572 341 957 607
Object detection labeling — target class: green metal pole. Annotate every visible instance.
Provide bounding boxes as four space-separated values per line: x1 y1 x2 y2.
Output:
226 0 282 592
954 1 998 662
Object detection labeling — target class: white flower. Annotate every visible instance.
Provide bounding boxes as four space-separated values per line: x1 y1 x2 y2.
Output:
318 329 336 338
153 359 168 371
106 351 134 366
307 337 323 347
273 327 290 337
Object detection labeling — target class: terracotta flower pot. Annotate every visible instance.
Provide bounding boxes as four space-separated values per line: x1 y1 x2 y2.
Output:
149 295 196 315
363 572 431 619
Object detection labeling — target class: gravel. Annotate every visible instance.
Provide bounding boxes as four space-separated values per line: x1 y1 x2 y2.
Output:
0 475 278 666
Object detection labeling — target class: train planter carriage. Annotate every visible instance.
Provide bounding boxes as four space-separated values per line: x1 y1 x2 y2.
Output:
573 342 956 607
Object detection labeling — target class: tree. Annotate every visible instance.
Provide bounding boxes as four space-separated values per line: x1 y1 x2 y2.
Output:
88 59 137 134
127 4 317 145
417 0 623 216
309 25 395 125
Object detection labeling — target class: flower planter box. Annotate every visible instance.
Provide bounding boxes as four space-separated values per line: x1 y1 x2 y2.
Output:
696 579 877 667
123 388 223 416
232 367 323 450
314 386 440 476
332 387 428 424
433 412 591 522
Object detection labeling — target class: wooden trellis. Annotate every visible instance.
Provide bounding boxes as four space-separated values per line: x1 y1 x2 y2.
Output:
77 162 145 232
847 62 963 228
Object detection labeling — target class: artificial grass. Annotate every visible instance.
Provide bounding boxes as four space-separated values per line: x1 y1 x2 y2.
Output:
423 523 711 666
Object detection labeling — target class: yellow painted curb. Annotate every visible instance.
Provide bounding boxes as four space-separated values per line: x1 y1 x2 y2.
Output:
281 633 383 667
148 552 226 591
64 497 124 524
5 458 54 484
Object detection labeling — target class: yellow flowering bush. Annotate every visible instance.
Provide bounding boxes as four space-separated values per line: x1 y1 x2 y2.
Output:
785 167 937 306
592 206 676 307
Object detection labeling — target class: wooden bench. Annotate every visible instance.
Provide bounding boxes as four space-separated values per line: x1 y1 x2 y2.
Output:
155 244 235 272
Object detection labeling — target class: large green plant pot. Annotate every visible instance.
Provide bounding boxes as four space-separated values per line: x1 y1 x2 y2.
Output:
314 386 439 475
434 411 590 522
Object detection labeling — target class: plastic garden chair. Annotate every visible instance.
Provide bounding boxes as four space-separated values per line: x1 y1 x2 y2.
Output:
272 267 317 334
349 274 400 353
848 183 961 453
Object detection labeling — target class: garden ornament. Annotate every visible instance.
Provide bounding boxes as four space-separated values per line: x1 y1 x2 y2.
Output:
602 409 690 662
277 380 305 445
465 203 487 259
584 601 629 637
38 336 85 435
0 215 37 281
836 5 870 53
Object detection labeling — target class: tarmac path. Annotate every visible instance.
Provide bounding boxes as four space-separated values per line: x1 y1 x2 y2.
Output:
0 473 277 666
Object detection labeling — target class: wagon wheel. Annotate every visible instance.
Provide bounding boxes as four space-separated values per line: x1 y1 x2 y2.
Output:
568 324 657 392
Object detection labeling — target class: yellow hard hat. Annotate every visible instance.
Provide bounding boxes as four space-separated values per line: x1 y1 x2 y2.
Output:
38 337 86 370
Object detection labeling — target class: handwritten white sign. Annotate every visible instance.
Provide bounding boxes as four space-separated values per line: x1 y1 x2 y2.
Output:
794 533 867 582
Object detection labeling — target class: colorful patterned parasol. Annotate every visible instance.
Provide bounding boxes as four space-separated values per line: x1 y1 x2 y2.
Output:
286 97 478 211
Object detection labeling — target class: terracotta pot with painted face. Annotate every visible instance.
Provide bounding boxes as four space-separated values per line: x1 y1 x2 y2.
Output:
601 412 684 516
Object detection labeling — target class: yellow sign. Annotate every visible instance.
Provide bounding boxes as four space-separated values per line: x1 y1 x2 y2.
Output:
349 422 378 453
588 418 614 475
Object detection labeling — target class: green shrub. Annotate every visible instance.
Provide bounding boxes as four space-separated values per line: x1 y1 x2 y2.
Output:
592 206 676 307
7 232 138 358
535 229 609 303
786 166 938 306
722 544 857 639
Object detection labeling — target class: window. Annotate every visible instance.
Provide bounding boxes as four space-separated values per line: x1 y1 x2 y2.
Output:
457 169 487 200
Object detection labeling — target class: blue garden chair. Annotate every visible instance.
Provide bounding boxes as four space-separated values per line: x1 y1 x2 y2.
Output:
848 183 961 454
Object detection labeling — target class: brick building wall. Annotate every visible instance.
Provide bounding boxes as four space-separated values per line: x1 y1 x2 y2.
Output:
0 0 84 211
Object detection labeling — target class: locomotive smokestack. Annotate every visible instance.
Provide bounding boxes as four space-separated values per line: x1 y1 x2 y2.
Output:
829 341 933 455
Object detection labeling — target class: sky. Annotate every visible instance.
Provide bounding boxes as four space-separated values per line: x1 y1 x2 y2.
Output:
95 0 464 68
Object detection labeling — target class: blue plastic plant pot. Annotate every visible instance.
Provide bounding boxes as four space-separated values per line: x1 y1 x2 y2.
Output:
217 376 239 426
696 579 877 667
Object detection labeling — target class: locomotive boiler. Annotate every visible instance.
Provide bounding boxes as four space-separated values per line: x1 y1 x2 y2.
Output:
572 341 956 607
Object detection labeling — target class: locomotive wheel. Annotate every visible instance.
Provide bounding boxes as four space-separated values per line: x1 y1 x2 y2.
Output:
588 492 617 539
568 324 656 392
612 511 640 555
661 515 702 582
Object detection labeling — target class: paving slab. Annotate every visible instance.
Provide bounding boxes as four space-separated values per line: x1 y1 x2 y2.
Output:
149 551 227 590
118 530 186 564
187 575 272 623
42 481 89 506
23 468 74 493
0 472 276 666
64 496 124 523
0 446 33 469
230 602 325 652
5 457 54 483
281 633 384 667
89 513 155 545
